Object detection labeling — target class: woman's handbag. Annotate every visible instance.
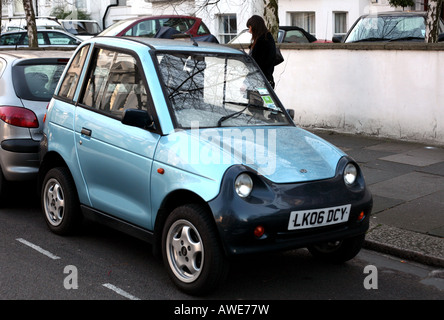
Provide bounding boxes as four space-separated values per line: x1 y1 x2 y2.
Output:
275 47 284 66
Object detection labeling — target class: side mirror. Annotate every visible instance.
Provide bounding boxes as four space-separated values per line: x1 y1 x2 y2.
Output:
286 109 294 119
438 33 444 42
332 35 344 43
121 108 155 130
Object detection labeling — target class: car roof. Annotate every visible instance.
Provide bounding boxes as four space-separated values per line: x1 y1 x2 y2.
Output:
60 19 99 23
0 29 79 38
0 49 73 60
360 11 427 18
117 15 201 22
91 36 241 54
279 26 307 31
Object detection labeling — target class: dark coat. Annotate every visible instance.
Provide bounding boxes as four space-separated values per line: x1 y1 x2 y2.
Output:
249 32 276 85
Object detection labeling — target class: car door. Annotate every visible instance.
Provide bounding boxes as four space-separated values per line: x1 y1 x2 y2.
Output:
75 47 160 230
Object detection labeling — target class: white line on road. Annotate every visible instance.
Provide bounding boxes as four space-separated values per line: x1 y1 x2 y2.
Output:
102 283 141 300
16 238 61 260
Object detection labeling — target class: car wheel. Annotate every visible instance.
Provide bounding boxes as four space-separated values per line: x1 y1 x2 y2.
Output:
41 167 81 235
308 234 365 263
162 204 229 295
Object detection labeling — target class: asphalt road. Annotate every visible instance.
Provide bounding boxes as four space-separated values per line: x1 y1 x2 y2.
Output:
1 182 443 303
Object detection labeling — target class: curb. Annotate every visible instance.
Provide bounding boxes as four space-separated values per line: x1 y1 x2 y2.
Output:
363 239 444 268
364 222 444 269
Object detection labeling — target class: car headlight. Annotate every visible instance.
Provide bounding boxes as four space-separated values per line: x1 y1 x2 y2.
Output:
235 173 253 198
344 163 358 186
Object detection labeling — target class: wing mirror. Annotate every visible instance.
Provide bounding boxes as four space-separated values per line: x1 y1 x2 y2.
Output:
121 108 156 130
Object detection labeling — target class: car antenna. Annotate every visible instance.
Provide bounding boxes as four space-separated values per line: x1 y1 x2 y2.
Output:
190 34 198 47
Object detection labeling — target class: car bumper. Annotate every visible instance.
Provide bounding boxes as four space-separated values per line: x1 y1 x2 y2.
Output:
0 139 40 181
208 157 373 256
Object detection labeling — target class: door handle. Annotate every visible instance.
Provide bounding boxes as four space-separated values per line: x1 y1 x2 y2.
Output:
81 128 92 137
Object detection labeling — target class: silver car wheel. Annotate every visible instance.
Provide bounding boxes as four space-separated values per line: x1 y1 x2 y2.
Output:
166 219 204 283
43 178 65 227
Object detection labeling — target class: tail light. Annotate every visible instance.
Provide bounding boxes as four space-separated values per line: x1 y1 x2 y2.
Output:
0 106 39 128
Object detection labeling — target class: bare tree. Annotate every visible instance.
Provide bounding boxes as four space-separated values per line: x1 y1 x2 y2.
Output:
158 0 280 41
263 0 279 40
425 0 443 43
388 0 415 10
23 0 38 47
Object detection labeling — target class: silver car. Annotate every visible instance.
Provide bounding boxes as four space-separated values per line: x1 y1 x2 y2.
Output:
0 30 82 48
0 50 71 198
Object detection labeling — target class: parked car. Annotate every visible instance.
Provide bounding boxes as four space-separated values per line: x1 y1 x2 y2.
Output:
60 19 102 41
0 30 82 48
2 16 64 32
40 36 372 295
0 50 71 199
333 11 444 43
98 15 218 42
229 25 330 45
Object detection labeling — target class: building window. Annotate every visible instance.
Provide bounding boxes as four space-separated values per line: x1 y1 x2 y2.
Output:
334 12 347 36
75 0 87 10
291 12 316 35
219 14 237 44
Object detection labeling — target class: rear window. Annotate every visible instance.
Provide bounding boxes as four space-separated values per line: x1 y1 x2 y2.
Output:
13 61 67 101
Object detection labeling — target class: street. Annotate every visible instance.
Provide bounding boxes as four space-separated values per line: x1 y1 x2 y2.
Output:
1 182 443 301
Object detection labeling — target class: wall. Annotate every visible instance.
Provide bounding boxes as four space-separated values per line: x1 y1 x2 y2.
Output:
271 43 444 146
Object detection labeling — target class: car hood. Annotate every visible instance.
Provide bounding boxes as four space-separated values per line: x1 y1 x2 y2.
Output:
155 126 345 184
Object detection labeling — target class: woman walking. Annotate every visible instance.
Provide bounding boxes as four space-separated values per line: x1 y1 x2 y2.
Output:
247 15 277 88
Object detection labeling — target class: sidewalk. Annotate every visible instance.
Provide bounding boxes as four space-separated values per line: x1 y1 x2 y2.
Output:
311 129 444 268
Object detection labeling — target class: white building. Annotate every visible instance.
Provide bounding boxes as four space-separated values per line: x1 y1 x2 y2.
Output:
2 0 428 43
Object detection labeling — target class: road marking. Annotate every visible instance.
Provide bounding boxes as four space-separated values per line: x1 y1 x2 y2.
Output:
102 283 141 300
16 238 61 260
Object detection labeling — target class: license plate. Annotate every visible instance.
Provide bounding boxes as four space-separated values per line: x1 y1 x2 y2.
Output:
288 204 351 230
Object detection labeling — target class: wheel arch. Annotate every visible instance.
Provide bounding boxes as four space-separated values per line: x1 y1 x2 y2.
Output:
38 151 69 190
152 189 215 257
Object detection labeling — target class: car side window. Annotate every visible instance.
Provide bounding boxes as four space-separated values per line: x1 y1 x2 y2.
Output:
80 48 148 119
197 21 211 35
58 44 90 101
161 18 189 33
125 20 157 37
0 33 21 45
283 30 309 43
47 32 78 45
22 32 45 45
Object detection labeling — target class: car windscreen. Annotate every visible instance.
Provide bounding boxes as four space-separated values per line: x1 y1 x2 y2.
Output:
99 19 136 36
156 52 291 129
12 60 67 101
345 15 427 42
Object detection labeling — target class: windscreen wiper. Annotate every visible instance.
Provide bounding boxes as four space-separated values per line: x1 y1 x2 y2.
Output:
217 102 249 127
388 36 423 42
217 101 282 127
351 37 390 43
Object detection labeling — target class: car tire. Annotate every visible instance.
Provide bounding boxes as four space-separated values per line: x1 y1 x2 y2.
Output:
41 167 81 235
307 234 365 263
162 204 229 295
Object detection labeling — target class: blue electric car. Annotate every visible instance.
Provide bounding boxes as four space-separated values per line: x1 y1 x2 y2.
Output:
39 36 372 295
